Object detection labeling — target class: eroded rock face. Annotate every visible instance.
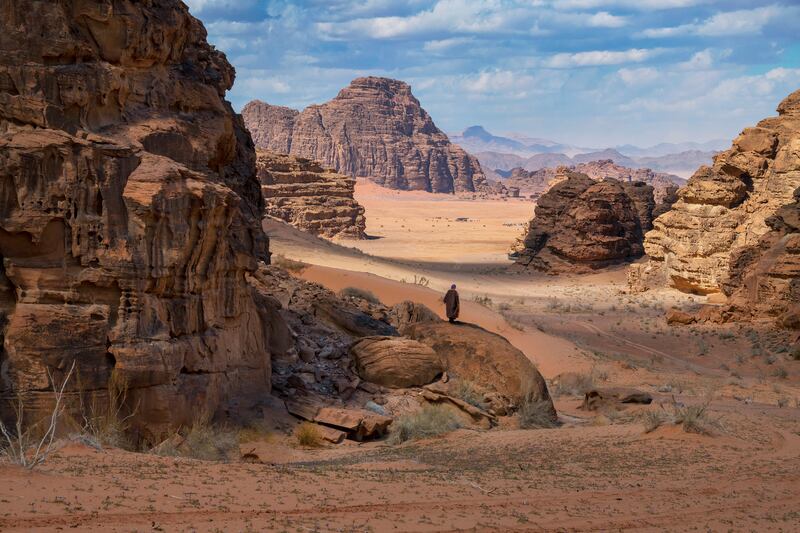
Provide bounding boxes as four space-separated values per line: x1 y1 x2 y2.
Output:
242 77 487 193
257 152 366 239
513 173 651 272
641 90 800 295
351 336 443 389
0 0 271 439
722 188 800 325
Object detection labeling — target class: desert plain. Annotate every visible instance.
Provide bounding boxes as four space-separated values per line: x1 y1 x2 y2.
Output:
2 184 798 532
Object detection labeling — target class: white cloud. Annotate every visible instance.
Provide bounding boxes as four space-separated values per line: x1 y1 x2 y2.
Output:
678 48 731 70
552 0 709 10
423 37 474 52
545 48 660 68
586 11 628 28
617 67 659 85
640 5 785 38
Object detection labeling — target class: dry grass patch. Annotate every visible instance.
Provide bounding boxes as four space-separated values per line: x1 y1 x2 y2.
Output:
155 414 239 461
552 372 595 397
272 254 307 272
294 422 323 447
388 405 461 444
339 286 380 304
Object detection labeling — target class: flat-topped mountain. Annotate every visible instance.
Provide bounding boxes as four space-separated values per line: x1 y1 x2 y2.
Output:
243 77 487 193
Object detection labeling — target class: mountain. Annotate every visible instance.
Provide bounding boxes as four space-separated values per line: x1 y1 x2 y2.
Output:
243 78 487 193
572 149 637 168
615 140 728 158
635 150 719 177
451 126 572 155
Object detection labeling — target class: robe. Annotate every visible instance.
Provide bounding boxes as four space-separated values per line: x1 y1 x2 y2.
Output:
443 289 460 320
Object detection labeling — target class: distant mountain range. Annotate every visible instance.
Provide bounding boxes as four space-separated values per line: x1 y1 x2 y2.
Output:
450 125 726 178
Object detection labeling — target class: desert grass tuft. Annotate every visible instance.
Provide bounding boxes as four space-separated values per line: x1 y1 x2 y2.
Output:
552 372 595 397
388 405 461 444
272 254 307 272
294 422 323 447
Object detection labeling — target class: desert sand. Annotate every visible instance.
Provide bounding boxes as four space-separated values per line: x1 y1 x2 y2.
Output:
2 188 797 532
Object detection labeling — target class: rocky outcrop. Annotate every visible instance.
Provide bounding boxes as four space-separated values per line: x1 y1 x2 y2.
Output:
722 188 800 325
638 89 800 295
0 0 273 440
404 321 555 416
504 160 682 206
256 152 366 239
242 77 488 193
513 173 652 272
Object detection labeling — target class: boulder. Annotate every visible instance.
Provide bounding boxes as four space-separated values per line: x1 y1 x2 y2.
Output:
242 77 487 193
403 321 554 416
351 336 443 388
666 309 697 325
581 388 653 411
285 399 392 440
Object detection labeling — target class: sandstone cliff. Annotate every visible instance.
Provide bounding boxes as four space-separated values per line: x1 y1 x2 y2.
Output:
636 89 800 295
0 0 271 439
513 172 651 272
242 78 488 193
723 188 799 325
257 152 366 239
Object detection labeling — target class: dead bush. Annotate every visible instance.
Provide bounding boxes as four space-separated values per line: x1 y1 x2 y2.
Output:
339 286 380 304
1 362 75 469
75 369 137 450
388 405 461 444
272 254 307 272
155 413 239 461
294 422 323 447
450 380 486 410
642 410 665 433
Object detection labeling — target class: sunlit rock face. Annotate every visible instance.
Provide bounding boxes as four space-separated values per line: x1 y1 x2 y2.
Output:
0 0 275 440
641 89 800 295
243 77 488 194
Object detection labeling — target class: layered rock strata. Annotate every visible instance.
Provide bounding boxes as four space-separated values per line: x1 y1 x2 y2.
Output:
0 0 271 439
637 89 800 295
513 173 652 272
242 77 487 193
256 152 366 239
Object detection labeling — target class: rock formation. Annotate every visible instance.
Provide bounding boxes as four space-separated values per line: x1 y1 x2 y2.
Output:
721 188 799 326
256 152 366 239
504 160 682 206
242 77 488 193
513 173 652 272
351 336 443 388
635 89 800 296
0 0 272 439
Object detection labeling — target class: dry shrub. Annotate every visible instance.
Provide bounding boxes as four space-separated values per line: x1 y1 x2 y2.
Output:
552 372 595 397
519 382 558 429
641 401 722 436
450 380 486 410
238 420 273 444
76 369 136 450
388 405 461 444
339 286 380 304
294 422 323 447
0 362 75 469
156 413 239 461
642 410 664 433
272 254 307 272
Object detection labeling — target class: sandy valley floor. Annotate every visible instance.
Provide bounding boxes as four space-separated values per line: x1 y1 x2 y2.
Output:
2 187 799 531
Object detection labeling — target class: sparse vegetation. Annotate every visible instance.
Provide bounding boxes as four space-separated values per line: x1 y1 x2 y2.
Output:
773 366 788 380
519 398 558 429
294 422 323 447
1 362 75 469
450 380 486 410
155 414 239 461
472 294 494 307
74 369 137 450
642 410 665 433
388 405 461 444
791 346 800 361
672 403 720 436
272 254 307 272
339 286 381 304
552 372 595 397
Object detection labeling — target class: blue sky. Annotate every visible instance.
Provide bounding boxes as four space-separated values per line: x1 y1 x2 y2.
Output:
185 0 800 147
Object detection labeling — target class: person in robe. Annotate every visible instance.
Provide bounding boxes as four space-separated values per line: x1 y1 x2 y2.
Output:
443 284 460 323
